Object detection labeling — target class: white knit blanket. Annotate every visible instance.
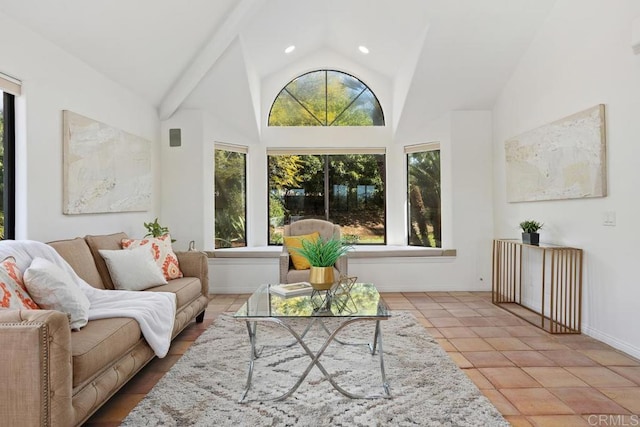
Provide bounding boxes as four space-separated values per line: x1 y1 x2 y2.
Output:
0 240 176 357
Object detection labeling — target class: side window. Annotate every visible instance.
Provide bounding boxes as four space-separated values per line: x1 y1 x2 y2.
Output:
214 145 247 248
406 144 441 248
1 90 16 240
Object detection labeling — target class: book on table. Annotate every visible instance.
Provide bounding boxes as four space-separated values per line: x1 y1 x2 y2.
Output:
269 282 313 297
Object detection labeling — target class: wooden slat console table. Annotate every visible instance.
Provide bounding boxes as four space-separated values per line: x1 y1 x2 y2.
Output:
492 239 583 334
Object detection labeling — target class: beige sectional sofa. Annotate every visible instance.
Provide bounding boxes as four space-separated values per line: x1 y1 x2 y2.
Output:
0 232 210 427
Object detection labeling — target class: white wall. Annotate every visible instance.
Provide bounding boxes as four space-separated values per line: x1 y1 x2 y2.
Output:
0 4 495 296
163 46 494 293
0 12 160 241
197 109 495 293
346 111 494 291
451 111 494 287
160 110 207 251
492 0 640 357
160 109 261 251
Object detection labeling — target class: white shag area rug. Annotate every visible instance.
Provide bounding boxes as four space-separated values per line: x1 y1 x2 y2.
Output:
123 311 508 427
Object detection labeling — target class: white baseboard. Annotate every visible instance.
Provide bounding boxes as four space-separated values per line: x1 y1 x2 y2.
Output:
582 325 640 360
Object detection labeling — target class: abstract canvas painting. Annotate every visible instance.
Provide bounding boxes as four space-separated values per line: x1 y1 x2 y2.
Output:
63 110 152 214
505 104 607 202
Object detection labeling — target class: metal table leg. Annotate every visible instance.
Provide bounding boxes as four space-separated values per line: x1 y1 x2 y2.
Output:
239 317 391 402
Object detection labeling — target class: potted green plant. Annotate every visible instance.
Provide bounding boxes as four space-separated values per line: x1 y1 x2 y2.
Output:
143 218 176 242
519 220 543 245
292 236 352 290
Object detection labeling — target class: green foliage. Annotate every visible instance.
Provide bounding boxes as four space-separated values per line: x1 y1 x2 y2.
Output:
269 70 383 126
269 193 286 225
215 149 246 247
292 236 352 267
215 212 245 248
268 155 303 189
143 218 170 238
519 220 543 233
267 153 386 244
271 231 283 245
408 150 441 247
342 234 360 245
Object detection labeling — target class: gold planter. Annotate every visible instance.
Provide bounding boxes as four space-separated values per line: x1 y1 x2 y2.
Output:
308 266 335 290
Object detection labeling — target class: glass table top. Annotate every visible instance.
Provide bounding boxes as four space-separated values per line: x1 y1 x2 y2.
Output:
234 283 390 319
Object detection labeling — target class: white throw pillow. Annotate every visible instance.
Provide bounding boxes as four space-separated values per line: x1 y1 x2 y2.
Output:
99 246 168 291
121 234 183 280
23 257 91 330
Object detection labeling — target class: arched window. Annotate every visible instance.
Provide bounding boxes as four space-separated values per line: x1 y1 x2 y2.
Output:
268 70 384 126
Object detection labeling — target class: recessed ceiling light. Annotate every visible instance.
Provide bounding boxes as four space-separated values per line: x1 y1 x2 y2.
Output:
284 45 296 54
358 45 369 54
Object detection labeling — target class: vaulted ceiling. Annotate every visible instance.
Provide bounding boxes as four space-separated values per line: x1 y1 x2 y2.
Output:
0 0 556 142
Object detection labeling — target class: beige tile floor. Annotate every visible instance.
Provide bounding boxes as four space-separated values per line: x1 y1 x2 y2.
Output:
85 292 640 426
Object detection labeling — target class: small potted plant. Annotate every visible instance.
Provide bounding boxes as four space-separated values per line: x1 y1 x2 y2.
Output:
143 218 176 242
143 218 170 238
293 236 352 290
519 220 543 245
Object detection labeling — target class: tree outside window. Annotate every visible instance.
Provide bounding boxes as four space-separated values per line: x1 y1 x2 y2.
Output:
268 70 384 127
214 147 246 249
268 153 385 245
407 148 441 248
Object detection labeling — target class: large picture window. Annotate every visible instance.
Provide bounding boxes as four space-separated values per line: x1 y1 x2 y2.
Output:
407 144 441 248
214 145 246 249
268 152 386 245
268 70 384 126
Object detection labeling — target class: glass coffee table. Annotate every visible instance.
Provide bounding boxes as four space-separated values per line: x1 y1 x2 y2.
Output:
234 282 391 402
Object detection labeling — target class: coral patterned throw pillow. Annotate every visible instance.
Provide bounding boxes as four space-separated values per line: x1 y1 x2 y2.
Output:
121 234 183 280
0 256 39 310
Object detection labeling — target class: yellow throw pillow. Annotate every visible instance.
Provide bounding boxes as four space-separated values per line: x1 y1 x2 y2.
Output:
284 232 320 270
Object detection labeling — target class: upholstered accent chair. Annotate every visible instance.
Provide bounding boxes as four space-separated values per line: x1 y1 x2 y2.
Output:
279 219 348 284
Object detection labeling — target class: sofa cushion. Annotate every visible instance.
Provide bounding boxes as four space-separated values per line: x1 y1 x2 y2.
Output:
145 277 202 310
99 247 167 291
85 232 129 290
71 317 141 388
121 234 183 280
48 237 105 289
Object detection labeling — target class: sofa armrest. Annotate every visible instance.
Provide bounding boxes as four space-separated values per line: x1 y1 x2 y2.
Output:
0 310 73 427
175 251 209 296
279 251 290 284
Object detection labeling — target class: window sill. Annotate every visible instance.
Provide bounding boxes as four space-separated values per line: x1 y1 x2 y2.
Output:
207 246 456 259
348 246 456 258
206 246 281 258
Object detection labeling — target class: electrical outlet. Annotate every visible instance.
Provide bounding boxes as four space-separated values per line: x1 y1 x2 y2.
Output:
603 211 616 226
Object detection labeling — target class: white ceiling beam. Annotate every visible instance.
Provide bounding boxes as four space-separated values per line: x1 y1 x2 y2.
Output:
158 0 265 120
